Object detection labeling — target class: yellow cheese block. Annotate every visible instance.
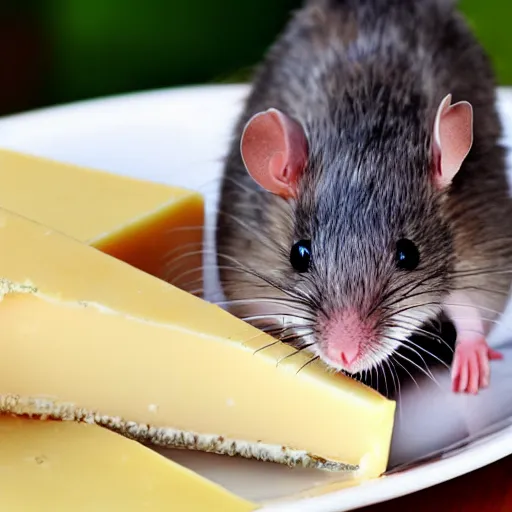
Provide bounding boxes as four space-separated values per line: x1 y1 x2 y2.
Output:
0 149 203 291
0 415 256 511
0 207 395 478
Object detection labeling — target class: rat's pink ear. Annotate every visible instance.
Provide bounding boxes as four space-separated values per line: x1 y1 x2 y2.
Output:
432 93 473 188
240 108 308 198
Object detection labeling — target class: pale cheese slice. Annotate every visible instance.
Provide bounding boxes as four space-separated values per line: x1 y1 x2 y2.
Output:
0 148 204 291
0 415 256 511
0 206 396 478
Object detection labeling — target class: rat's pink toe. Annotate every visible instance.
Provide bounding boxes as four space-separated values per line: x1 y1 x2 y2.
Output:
468 355 479 394
458 361 469 392
451 352 469 393
488 348 503 360
451 372 459 392
451 337 502 393
477 348 490 389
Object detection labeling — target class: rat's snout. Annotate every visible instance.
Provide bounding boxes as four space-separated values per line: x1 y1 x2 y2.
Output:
320 309 376 371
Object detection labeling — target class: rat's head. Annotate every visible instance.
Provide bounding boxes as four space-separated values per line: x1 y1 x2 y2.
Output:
240 94 473 374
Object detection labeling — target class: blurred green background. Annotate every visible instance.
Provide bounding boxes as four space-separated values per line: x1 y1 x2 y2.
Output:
1 0 510 116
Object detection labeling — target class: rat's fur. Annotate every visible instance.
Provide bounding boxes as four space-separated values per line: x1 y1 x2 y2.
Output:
216 0 512 375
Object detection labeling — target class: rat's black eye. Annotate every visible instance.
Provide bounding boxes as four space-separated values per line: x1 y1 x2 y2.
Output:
396 239 420 270
290 240 312 273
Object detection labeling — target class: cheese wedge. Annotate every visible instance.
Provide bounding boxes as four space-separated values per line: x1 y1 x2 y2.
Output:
0 415 256 511
0 149 204 291
0 207 395 478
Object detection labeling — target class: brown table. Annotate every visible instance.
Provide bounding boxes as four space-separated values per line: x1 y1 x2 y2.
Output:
360 456 512 511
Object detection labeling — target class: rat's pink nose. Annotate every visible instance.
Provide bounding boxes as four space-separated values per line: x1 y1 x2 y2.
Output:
322 309 375 370
340 347 359 366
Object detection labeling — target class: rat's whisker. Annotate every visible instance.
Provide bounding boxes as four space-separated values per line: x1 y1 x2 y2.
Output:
185 286 211 297
380 361 389 397
365 348 387 395
386 315 454 351
161 225 205 236
263 325 316 340
295 356 320 375
208 174 260 199
165 248 236 277
382 287 445 313
389 353 421 390
242 312 317 324
390 343 440 387
174 256 317 312
253 341 281 354
374 267 446 317
386 358 403 421
282 335 315 347
214 297 313 315
220 174 264 196
388 328 442 368
216 253 320 310
381 301 440 321
161 241 204 262
451 267 512 278
278 328 315 342
401 337 451 370
164 278 205 296
452 285 510 297
383 319 449 347
276 343 316 364
428 315 443 334
468 236 512 247
380 301 443 323
383 357 398 395
217 209 287 256
218 280 286 294
441 314 512 336
241 328 286 356
447 315 507 330
171 264 244 287
382 268 445 309
216 209 293 264
365 274 394 320
442 302 503 317
163 250 207 279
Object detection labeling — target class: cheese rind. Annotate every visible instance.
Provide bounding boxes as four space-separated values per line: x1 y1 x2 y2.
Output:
0 415 257 511
0 207 395 477
0 148 204 290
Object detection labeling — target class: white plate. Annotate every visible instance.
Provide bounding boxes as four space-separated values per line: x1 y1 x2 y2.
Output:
1 84 512 511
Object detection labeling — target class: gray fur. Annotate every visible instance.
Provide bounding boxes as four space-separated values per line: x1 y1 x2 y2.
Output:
216 0 512 374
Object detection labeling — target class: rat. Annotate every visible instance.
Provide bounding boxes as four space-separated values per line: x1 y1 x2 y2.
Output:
215 0 512 395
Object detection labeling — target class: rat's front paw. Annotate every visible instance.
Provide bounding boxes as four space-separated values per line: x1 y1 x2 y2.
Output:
451 337 503 394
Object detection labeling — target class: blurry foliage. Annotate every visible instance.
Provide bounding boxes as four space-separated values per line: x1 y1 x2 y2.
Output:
0 0 510 115
43 0 300 106
460 0 512 85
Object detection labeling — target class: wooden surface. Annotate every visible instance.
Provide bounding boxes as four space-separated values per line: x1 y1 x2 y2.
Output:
360 456 512 512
